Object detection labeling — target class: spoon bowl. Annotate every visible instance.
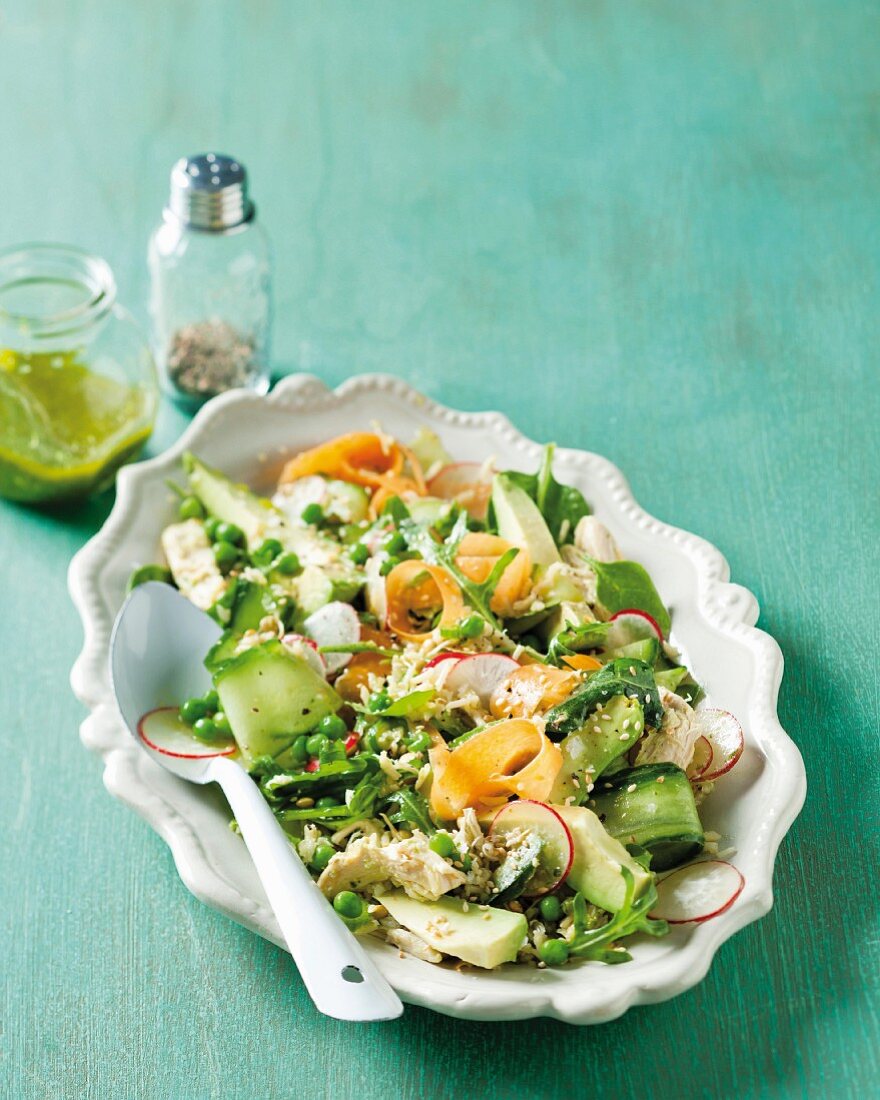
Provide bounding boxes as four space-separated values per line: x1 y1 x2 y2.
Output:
110 581 403 1021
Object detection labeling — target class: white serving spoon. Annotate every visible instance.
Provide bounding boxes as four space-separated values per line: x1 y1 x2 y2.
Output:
110 581 403 1022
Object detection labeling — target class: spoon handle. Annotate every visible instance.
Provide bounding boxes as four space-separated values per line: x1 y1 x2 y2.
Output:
207 756 403 1021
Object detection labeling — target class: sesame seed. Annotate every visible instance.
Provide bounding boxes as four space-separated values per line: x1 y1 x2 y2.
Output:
656 775 665 784
593 725 601 734
627 783 637 793
586 782 595 792
629 666 637 676
622 718 631 730
602 714 612 722
619 733 630 741
645 694 651 704
603 782 613 789
295 797 314 808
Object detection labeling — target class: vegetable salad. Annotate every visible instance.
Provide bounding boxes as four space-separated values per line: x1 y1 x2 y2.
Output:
134 429 745 970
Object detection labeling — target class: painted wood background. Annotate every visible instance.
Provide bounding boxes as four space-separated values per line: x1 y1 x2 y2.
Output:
0 2 877 1097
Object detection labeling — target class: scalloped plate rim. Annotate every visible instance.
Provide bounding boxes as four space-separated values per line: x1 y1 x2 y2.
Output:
68 372 806 1024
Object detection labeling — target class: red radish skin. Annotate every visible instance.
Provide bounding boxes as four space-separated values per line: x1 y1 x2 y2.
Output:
344 733 359 754
687 735 714 782
424 651 472 670
305 758 319 773
489 800 575 897
696 709 744 782
607 608 665 643
651 860 745 924
138 707 237 760
444 653 519 706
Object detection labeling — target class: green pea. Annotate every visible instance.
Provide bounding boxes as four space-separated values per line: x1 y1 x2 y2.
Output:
179 697 208 725
348 542 369 565
310 839 335 872
315 796 338 810
213 540 240 570
318 714 347 740
251 538 283 567
368 690 391 712
378 556 399 577
216 521 245 547
306 732 328 756
192 716 218 741
204 517 221 542
212 711 231 737
301 502 324 526
429 832 457 859
178 495 205 521
538 939 569 967
275 551 302 576
384 531 407 555
288 735 309 765
539 895 563 923
459 614 484 639
203 690 220 712
333 891 363 919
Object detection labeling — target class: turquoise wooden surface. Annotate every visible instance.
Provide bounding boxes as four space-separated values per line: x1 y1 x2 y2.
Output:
1 1 878 1097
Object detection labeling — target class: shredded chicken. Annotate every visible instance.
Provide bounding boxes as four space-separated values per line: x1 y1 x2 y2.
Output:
385 927 443 963
634 687 702 770
574 516 622 562
160 519 228 610
317 832 466 901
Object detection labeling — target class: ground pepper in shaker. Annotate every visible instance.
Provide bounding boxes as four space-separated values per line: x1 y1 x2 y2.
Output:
148 153 271 407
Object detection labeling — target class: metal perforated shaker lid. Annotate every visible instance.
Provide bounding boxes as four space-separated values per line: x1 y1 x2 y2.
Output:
166 153 254 231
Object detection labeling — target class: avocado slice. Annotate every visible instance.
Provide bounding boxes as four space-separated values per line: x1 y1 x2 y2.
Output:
555 805 652 913
550 693 645 802
184 452 283 549
380 891 528 969
185 453 363 595
492 474 560 569
213 641 342 768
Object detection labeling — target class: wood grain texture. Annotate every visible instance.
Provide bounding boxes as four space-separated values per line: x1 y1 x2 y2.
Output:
1 1 878 1097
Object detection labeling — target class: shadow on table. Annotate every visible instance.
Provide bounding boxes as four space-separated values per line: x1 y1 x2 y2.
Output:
2 485 116 545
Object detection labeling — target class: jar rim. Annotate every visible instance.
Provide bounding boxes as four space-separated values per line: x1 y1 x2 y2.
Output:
0 243 117 337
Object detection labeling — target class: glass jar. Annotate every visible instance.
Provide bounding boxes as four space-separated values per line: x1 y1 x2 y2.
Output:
148 153 271 408
0 244 158 503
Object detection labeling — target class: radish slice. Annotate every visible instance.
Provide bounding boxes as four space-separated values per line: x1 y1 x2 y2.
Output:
138 707 236 760
281 633 328 678
606 608 664 646
364 557 388 627
489 800 574 896
444 653 519 706
427 462 493 520
696 709 744 782
424 650 472 670
302 602 361 674
651 860 745 923
686 735 713 781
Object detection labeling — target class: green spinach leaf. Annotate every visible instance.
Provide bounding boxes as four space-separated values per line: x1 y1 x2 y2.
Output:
545 657 664 735
501 444 590 546
581 556 670 636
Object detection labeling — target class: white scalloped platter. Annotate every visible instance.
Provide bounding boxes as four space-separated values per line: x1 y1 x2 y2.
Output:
68 374 806 1024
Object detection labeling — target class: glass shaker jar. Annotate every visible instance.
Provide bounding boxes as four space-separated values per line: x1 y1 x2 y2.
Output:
148 153 271 407
0 243 158 503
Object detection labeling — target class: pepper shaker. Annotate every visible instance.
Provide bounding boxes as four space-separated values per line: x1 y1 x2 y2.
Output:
148 153 271 406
